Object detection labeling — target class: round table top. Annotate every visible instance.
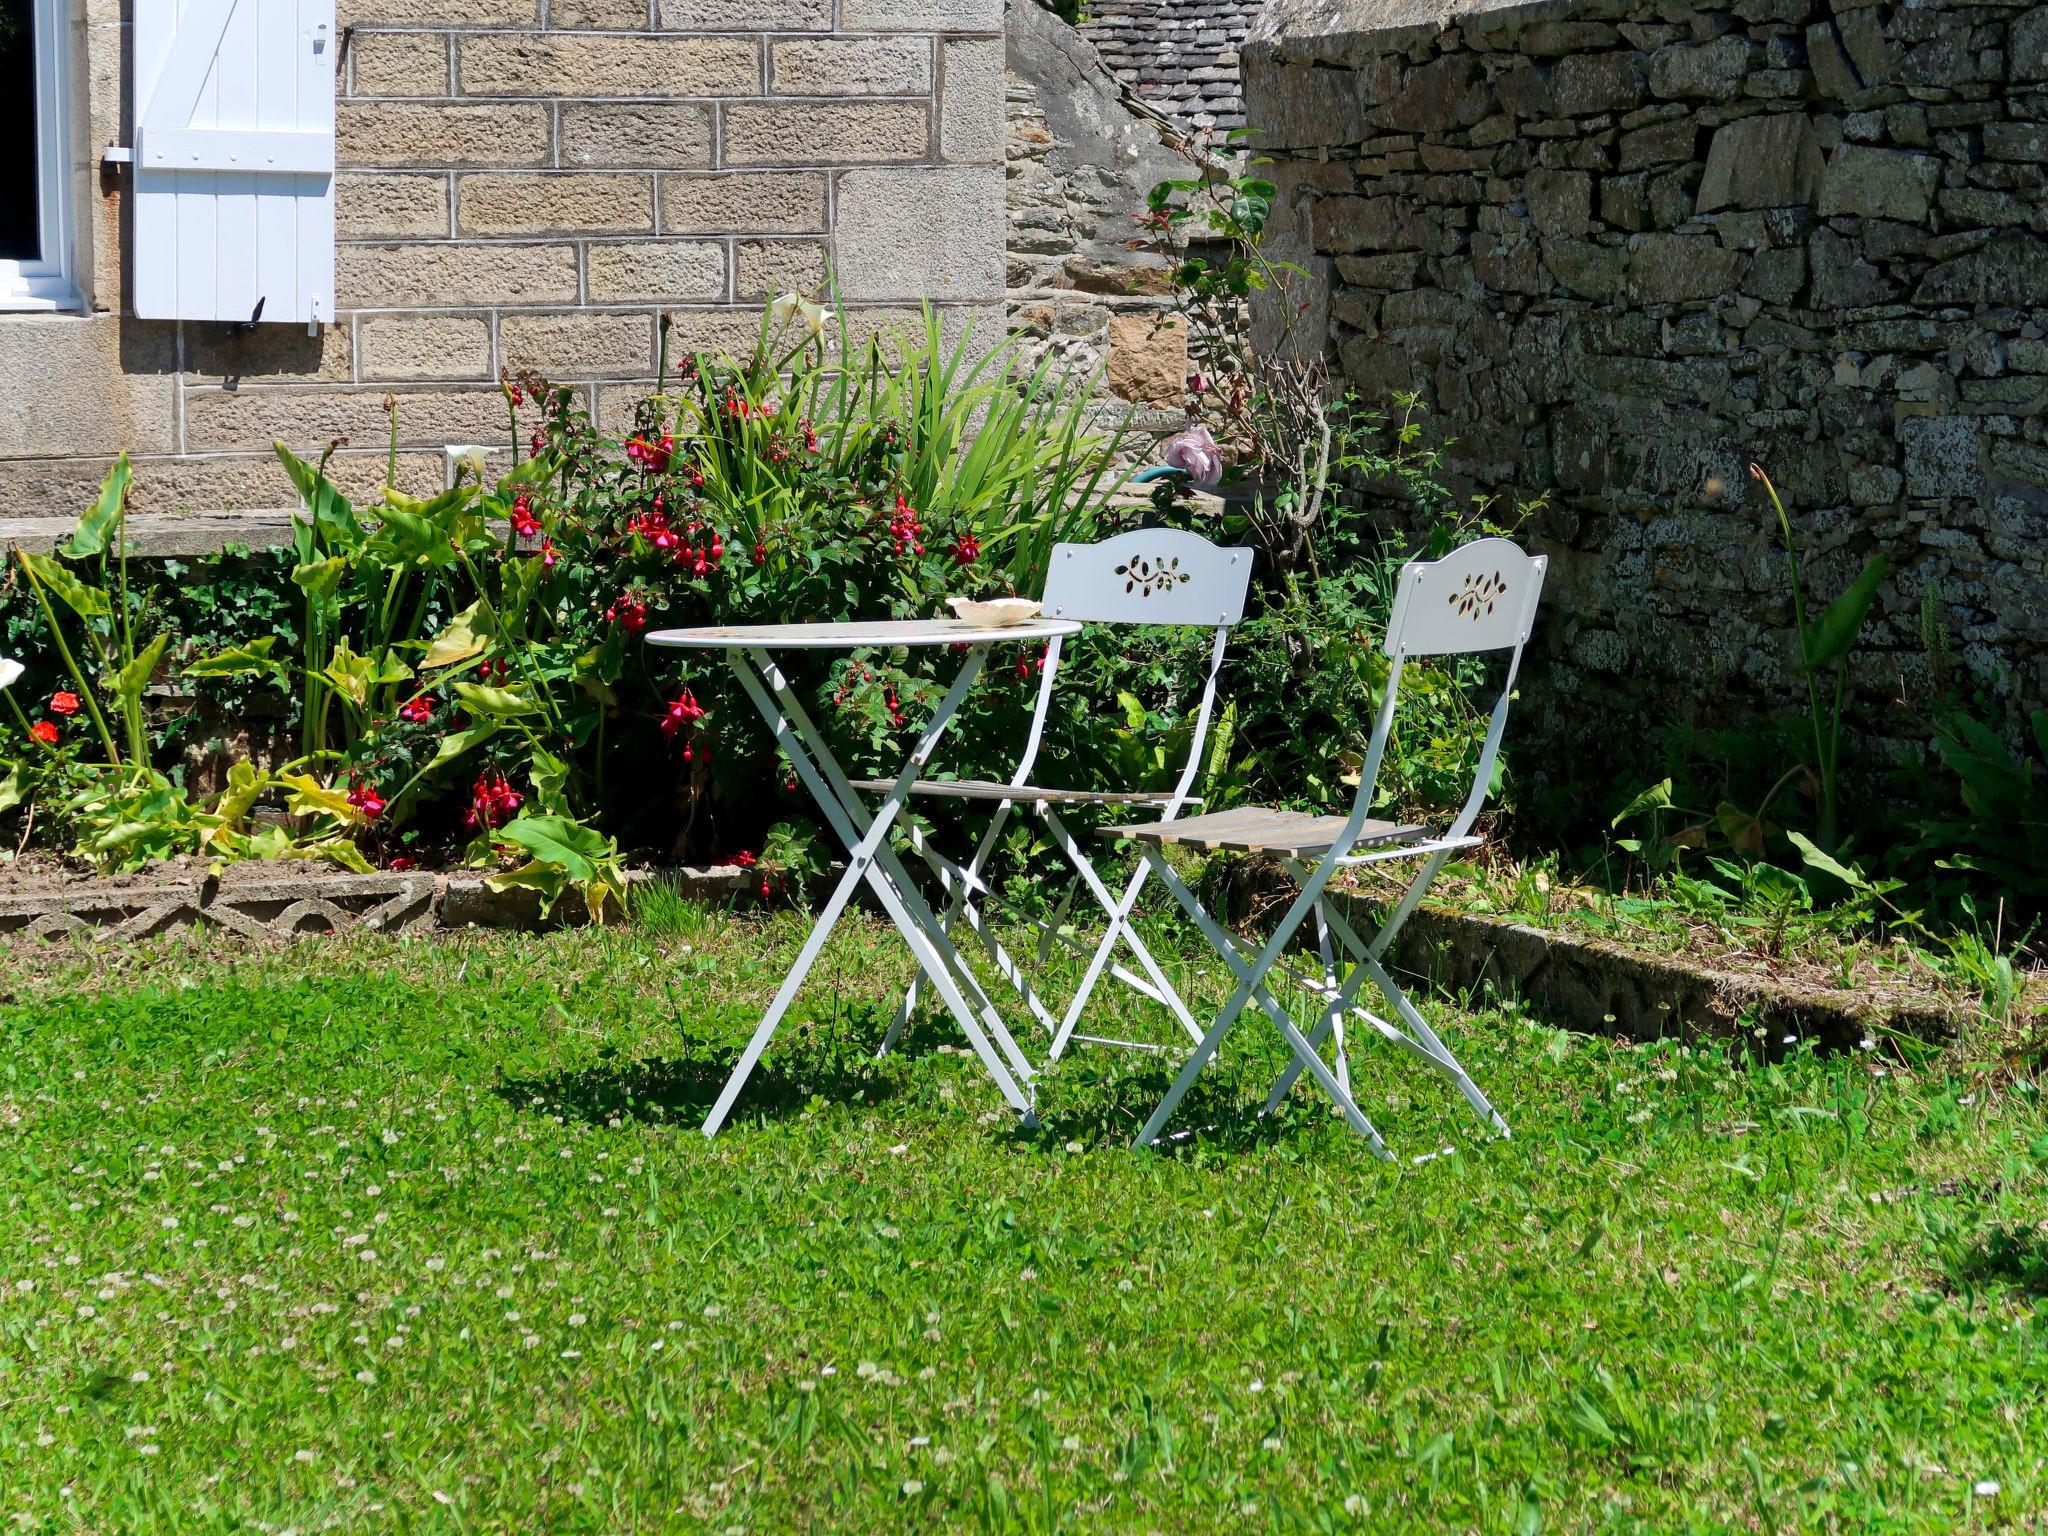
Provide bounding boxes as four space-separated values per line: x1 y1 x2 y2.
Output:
646 617 1083 651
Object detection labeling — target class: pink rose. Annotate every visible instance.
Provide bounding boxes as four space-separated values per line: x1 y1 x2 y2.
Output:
1162 425 1224 489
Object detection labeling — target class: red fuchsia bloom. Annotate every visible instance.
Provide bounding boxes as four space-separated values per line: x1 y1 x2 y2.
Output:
624 435 673 473
510 492 541 540
659 689 707 740
734 849 757 869
30 720 59 745
346 777 387 821
801 420 819 454
387 855 417 872
540 536 558 571
477 658 511 683
760 876 773 899
530 431 546 457
49 691 80 717
951 532 981 566
399 696 434 725
606 593 649 633
1016 649 1047 683
461 772 522 832
753 540 767 565
888 495 924 556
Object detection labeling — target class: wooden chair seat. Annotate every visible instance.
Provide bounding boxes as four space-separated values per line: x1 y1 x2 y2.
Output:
850 778 1177 806
1098 806 1428 858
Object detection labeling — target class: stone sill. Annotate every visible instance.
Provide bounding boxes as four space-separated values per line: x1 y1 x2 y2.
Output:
1 511 299 557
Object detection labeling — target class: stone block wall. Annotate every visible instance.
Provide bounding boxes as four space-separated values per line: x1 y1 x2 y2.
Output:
1246 0 2048 779
0 0 1005 527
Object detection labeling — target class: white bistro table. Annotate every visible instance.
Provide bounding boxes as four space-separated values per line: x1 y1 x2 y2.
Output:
647 618 1083 1137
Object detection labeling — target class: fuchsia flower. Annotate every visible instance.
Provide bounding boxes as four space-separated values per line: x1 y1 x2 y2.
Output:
951 532 981 565
625 434 674 473
888 495 924 556
734 849 757 869
346 777 387 821
540 537 558 571
399 696 434 724
659 689 707 740
463 772 522 832
1162 424 1225 488
510 492 541 540
606 594 649 633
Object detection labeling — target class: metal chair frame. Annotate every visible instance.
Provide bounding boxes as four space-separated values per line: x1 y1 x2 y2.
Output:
874 528 1255 1064
1105 537 1549 1151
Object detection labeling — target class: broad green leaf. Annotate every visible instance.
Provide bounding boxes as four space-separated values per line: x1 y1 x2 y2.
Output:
275 442 362 548
185 637 287 682
1612 778 1675 828
428 722 499 771
529 747 571 814
1786 830 1869 889
112 634 170 711
17 549 111 621
495 812 610 880
0 760 23 815
1714 800 1767 857
422 602 492 670
291 556 349 598
63 454 131 559
1803 555 1887 670
454 681 541 717
276 772 365 825
320 640 410 711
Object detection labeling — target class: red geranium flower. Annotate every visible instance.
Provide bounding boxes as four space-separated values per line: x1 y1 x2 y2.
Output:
49 691 80 717
30 720 59 746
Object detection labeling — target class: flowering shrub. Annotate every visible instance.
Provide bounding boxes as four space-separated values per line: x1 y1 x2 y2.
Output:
0 298 1131 900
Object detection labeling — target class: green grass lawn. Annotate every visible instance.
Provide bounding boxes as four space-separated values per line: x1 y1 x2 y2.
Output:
1 903 2043 1533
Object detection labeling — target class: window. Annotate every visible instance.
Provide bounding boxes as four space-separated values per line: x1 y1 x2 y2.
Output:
0 0 77 310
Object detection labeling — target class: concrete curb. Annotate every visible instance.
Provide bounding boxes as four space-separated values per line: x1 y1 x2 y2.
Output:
0 865 755 943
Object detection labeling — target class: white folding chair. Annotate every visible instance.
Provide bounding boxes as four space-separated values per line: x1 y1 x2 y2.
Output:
856 528 1254 1063
1097 537 1548 1151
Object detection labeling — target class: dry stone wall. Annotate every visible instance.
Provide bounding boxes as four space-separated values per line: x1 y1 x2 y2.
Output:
0 0 1005 528
1246 0 2048 778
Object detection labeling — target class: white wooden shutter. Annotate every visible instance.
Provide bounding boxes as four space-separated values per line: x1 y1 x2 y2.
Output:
132 0 336 326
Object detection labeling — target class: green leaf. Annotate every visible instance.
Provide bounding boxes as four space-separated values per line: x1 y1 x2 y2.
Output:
275 442 362 548
291 556 350 599
63 454 131 559
453 681 541 718
1714 800 1767 858
1611 778 1675 828
1786 830 1869 889
112 634 169 712
529 747 571 815
0 760 24 815
495 812 608 880
427 722 499 772
18 549 111 621
422 602 492 670
275 771 365 826
1802 555 1887 670
184 636 285 682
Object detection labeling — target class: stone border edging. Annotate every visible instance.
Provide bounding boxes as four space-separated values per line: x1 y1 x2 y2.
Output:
0 865 755 943
1355 897 1965 1050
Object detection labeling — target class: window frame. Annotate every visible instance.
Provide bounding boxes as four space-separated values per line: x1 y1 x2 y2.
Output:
0 0 79 313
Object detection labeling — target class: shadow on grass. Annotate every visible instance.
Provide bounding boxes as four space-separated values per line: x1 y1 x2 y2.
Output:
1949 1223 2048 1298
499 1018 907 1129
1023 1051 1332 1156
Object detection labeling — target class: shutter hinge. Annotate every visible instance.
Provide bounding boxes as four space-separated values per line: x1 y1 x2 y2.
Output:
101 146 134 167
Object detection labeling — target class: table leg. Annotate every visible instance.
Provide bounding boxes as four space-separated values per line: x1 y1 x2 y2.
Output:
702 650 1034 1135
751 653 1039 1089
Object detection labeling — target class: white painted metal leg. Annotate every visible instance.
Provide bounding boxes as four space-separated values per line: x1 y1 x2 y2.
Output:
709 650 1036 1132
1135 851 1389 1155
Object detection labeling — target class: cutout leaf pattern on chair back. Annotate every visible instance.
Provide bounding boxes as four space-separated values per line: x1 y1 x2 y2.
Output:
1043 528 1253 627
1384 537 1547 657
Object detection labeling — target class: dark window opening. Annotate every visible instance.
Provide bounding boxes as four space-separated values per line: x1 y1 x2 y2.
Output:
0 0 40 263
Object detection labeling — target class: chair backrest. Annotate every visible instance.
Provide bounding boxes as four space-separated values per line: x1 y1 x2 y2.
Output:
1015 528 1253 805
1382 536 1546 658
1042 528 1253 629
1344 538 1549 847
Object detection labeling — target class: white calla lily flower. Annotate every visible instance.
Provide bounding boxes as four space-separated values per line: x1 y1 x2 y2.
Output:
0 657 22 691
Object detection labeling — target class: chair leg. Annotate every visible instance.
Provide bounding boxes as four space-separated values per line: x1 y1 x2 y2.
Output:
1040 810 1201 1063
1140 851 1389 1156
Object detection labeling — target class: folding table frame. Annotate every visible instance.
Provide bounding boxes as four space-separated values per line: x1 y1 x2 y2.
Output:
646 619 1082 1137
